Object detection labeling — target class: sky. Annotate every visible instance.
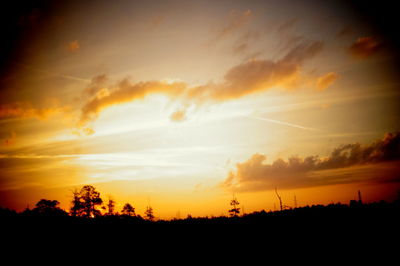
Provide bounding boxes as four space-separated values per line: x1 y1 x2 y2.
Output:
1 0 400 219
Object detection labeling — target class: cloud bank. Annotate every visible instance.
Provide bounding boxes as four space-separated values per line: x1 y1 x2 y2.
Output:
223 132 400 192
79 40 327 126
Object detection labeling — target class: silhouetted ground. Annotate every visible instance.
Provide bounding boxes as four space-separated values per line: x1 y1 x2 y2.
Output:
1 201 399 260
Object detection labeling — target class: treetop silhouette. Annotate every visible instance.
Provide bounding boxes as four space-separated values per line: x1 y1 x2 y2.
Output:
70 185 103 218
229 195 240 217
121 203 136 217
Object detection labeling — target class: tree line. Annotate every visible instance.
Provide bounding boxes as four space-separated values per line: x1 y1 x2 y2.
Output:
19 185 241 220
19 185 155 221
1 185 399 225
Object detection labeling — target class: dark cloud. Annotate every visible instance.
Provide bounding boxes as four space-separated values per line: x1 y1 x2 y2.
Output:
346 1 400 53
349 36 384 59
223 132 400 192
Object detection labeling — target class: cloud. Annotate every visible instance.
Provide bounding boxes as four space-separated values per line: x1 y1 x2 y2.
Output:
281 41 323 63
84 74 108 97
232 42 248 55
216 41 323 98
214 9 252 41
3 131 16 147
223 132 400 192
316 72 339 91
0 102 65 120
248 115 319 131
72 127 95 136
231 30 260 56
11 62 91 83
79 79 187 125
67 40 80 52
78 40 324 126
276 18 298 34
349 36 383 59
169 109 186 122
0 154 84 192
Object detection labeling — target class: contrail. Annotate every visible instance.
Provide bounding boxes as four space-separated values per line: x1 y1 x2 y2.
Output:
246 115 320 131
13 62 91 83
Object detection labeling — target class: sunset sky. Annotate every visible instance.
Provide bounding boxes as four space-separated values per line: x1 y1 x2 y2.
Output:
1 0 400 219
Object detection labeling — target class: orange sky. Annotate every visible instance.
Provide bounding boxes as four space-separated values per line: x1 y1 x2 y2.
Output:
1 0 400 219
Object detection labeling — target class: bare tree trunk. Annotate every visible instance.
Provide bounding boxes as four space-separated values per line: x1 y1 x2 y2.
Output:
275 187 283 211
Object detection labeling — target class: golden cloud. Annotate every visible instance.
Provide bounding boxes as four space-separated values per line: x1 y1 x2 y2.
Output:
316 72 339 91
78 40 324 126
0 102 65 120
79 80 187 125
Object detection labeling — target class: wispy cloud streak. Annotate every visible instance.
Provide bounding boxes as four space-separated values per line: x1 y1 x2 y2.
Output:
247 115 320 131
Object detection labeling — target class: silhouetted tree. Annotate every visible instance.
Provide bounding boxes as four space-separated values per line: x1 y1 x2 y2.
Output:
80 185 103 218
106 196 116 216
229 195 240 217
145 206 154 221
32 199 67 216
121 203 136 216
275 187 283 211
70 185 103 218
70 189 83 217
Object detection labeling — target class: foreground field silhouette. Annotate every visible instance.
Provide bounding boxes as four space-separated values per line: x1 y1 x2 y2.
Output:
1 189 399 255
2 189 398 261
